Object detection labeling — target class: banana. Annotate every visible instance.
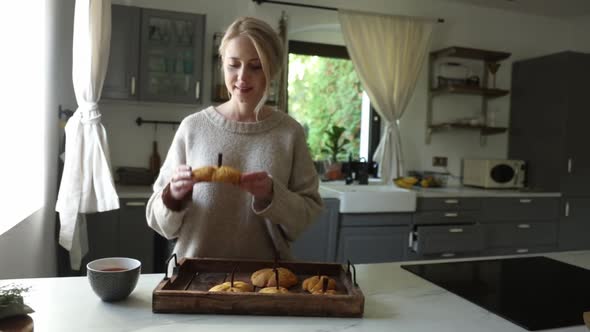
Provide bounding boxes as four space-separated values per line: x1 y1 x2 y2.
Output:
394 176 418 189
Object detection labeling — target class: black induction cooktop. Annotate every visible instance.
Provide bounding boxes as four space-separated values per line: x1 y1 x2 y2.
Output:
401 256 590 331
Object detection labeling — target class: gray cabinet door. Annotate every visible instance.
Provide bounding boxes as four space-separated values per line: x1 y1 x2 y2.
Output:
139 9 205 104
559 198 590 250
414 224 484 255
102 5 140 100
480 197 559 222
118 199 155 273
85 210 120 266
337 225 408 264
483 221 557 248
508 53 568 192
291 198 339 262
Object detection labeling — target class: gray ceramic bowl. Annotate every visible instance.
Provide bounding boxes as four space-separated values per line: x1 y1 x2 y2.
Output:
87 257 141 302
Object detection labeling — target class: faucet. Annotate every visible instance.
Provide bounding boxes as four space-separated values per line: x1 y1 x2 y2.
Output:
344 153 354 185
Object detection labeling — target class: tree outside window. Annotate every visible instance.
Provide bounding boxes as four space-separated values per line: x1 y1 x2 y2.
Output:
288 54 363 162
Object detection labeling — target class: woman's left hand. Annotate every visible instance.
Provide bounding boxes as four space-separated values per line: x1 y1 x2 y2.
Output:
240 171 273 203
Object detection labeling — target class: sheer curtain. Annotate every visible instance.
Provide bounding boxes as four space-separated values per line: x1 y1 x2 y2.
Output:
56 0 119 270
338 10 434 184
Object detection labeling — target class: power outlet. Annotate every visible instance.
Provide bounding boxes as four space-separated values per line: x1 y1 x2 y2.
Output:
433 156 448 167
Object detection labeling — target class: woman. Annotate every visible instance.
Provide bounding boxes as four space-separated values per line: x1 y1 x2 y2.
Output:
146 17 323 261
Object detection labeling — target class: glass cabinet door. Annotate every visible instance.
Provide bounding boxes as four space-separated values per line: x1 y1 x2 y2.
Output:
140 9 204 104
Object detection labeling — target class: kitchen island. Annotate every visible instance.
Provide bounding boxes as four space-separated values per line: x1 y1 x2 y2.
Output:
3 251 589 332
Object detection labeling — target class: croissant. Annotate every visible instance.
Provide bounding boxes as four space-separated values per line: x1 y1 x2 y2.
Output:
192 165 241 185
250 267 298 289
302 275 337 294
258 286 291 294
208 281 253 293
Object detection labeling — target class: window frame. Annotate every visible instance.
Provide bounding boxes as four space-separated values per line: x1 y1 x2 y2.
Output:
286 40 381 165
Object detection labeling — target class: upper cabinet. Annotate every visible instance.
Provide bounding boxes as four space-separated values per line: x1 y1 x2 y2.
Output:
103 5 140 100
425 46 511 145
102 5 205 104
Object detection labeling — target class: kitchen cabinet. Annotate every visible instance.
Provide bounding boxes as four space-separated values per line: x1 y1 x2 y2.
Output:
118 199 157 273
409 197 483 259
509 51 590 194
558 198 590 250
480 197 559 255
336 213 411 264
61 198 161 276
291 198 339 262
426 46 510 145
508 51 590 251
102 5 140 100
102 5 205 104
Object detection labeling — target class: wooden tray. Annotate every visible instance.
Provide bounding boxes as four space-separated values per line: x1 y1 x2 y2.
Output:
152 256 364 317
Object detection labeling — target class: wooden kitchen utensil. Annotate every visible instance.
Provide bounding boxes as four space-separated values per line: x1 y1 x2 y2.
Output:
583 311 590 330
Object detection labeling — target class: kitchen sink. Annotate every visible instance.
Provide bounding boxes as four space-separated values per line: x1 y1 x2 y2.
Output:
319 181 417 213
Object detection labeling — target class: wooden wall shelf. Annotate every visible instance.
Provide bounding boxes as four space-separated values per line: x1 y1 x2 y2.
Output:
431 86 510 98
430 46 511 62
426 46 511 145
428 123 507 135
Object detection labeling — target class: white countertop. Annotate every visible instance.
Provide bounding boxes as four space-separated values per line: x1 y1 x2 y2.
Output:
3 251 589 332
117 184 561 201
413 186 561 198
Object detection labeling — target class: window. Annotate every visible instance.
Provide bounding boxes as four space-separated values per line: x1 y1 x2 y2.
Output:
0 3 47 235
287 41 380 164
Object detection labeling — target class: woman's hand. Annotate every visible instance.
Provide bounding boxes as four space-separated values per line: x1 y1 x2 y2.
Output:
169 165 195 200
240 171 273 205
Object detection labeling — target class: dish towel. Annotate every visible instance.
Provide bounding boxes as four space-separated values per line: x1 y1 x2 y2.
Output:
55 0 119 270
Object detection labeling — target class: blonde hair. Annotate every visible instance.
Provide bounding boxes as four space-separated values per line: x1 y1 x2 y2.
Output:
219 17 284 118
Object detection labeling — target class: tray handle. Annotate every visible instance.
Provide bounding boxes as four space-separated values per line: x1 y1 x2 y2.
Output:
164 253 179 280
347 260 358 287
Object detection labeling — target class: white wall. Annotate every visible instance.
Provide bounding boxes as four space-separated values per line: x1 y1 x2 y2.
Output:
105 0 575 180
0 0 73 279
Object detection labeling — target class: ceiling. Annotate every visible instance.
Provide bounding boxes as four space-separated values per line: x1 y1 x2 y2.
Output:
443 0 590 19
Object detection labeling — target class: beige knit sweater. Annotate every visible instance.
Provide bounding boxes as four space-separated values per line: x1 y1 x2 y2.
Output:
146 106 323 261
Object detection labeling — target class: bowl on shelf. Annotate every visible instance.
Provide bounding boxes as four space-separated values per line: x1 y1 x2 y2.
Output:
87 257 141 302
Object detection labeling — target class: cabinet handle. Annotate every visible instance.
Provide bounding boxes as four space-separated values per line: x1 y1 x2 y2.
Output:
444 212 458 217
516 248 529 254
125 201 146 207
519 198 532 203
131 76 136 96
449 228 464 233
565 202 570 217
567 158 573 173
441 253 455 258
517 223 531 229
195 80 200 100
444 199 459 204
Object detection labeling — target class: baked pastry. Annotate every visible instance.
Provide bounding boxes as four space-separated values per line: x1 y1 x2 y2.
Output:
302 275 337 294
311 288 338 295
208 281 253 293
258 286 290 294
250 267 298 288
192 165 241 185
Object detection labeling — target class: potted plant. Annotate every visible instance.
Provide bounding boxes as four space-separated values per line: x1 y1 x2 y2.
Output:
0 284 34 325
321 125 350 180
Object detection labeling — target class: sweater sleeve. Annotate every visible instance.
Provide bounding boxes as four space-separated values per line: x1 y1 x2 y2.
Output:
254 125 323 242
145 120 190 240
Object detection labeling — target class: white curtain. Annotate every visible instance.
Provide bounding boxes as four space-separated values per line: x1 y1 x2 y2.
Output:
338 10 434 184
56 0 119 270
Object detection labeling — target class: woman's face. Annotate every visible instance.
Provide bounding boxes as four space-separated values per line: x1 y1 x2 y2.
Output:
223 35 266 106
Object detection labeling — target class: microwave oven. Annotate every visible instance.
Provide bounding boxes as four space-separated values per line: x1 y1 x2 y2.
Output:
462 159 526 189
